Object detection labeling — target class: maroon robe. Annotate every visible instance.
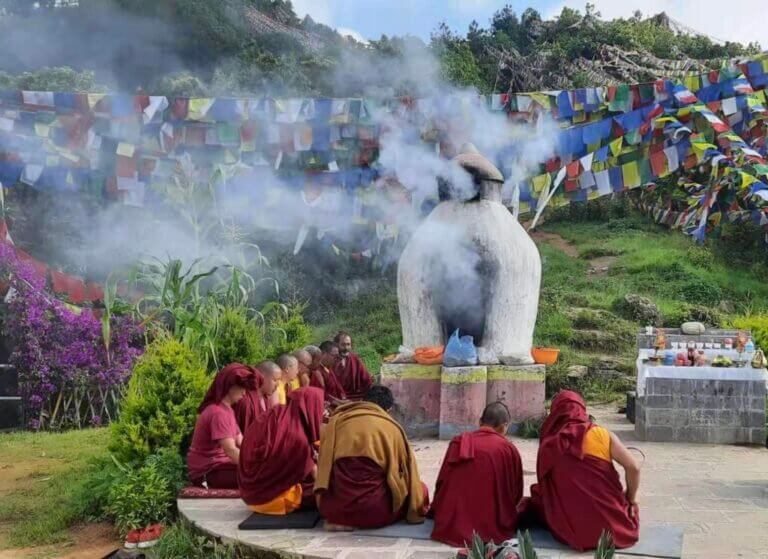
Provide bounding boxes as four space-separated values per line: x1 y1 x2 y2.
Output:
334 353 372 401
527 391 639 551
430 428 523 547
310 365 346 402
318 457 429 529
233 368 269 434
238 388 324 507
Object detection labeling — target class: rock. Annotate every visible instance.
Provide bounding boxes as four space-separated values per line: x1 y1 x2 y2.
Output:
567 365 588 379
615 294 661 325
681 321 706 335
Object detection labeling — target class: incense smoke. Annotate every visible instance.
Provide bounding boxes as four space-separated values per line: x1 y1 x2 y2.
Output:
0 6 558 311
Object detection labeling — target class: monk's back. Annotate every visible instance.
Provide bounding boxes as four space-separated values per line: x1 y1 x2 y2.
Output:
431 428 523 547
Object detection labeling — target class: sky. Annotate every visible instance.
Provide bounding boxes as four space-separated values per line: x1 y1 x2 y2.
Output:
291 0 767 47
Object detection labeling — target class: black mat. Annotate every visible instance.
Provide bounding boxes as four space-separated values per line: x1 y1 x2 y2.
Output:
529 524 684 558
355 520 683 558
238 509 321 530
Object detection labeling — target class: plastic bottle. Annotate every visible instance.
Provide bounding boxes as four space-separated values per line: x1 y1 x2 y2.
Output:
745 338 755 353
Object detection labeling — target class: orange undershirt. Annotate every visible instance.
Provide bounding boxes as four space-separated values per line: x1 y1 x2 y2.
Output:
248 484 303 515
582 425 612 462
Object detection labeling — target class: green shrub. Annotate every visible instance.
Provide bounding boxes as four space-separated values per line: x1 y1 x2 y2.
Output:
214 307 267 367
732 316 768 350
110 337 209 464
678 276 723 305
144 448 188 495
516 417 543 439
153 520 251 559
107 460 175 535
266 302 313 357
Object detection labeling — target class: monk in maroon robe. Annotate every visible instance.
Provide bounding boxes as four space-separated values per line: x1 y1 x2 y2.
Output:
310 341 346 402
233 361 281 433
525 390 641 551
315 386 428 530
187 363 257 488
333 331 372 401
430 402 523 547
238 387 325 514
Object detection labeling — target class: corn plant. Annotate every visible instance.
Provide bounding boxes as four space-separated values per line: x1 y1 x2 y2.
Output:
594 531 615 559
517 530 538 559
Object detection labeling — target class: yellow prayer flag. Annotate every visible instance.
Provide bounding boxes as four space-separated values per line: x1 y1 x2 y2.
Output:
531 173 551 194
116 142 135 158
684 75 700 92
519 202 531 214
622 161 641 188
587 189 600 200
609 137 623 157
34 123 50 137
739 172 759 189
529 92 550 108
763 59 768 72
572 111 586 124
87 94 106 109
188 98 213 121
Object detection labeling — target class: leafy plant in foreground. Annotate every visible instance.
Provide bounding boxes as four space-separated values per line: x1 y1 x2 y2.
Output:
109 337 209 463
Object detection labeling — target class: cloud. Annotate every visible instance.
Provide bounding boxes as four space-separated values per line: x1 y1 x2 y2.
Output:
545 0 766 46
337 27 369 44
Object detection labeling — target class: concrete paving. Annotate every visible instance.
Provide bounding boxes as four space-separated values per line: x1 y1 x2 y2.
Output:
178 406 768 558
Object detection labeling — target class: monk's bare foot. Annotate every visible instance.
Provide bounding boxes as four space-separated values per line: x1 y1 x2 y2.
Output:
324 523 355 532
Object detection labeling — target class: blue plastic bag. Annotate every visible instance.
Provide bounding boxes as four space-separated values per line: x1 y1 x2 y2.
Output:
443 329 478 367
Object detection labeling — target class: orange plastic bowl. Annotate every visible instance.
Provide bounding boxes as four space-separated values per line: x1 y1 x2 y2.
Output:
532 347 560 365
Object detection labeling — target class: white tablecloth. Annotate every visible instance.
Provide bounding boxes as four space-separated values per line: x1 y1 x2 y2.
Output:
635 348 768 397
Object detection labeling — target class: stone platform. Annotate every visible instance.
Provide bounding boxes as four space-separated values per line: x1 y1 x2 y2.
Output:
178 406 768 558
381 363 545 439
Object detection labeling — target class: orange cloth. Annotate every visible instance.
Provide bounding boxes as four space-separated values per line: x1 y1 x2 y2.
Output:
582 425 611 462
315 401 426 524
414 346 444 365
248 484 303 515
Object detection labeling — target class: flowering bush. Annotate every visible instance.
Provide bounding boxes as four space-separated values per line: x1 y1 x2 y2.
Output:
0 243 144 429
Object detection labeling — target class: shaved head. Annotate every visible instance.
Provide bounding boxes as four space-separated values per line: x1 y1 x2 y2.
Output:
277 354 298 369
304 345 321 358
480 401 511 429
257 360 281 377
293 349 312 366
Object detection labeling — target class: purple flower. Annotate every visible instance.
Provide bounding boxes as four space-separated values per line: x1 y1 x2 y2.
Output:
0 247 144 429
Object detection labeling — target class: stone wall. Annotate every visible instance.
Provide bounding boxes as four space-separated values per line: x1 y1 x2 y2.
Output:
382 363 545 440
636 377 766 444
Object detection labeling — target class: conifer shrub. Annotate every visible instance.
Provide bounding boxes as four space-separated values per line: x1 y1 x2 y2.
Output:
213 307 267 368
109 337 209 464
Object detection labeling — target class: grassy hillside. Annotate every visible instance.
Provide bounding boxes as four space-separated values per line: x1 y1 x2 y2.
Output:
313 212 768 402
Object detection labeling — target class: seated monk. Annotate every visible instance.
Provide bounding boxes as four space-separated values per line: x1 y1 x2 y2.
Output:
276 354 301 405
430 401 523 547
526 390 640 551
187 363 256 488
293 349 314 388
233 361 281 433
238 387 325 514
315 385 428 531
333 331 373 401
310 341 346 402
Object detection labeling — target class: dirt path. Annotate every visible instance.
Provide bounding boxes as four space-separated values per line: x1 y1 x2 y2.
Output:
0 523 119 559
530 229 618 276
529 230 580 257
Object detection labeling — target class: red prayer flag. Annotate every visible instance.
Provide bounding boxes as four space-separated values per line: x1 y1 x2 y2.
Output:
650 151 666 177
